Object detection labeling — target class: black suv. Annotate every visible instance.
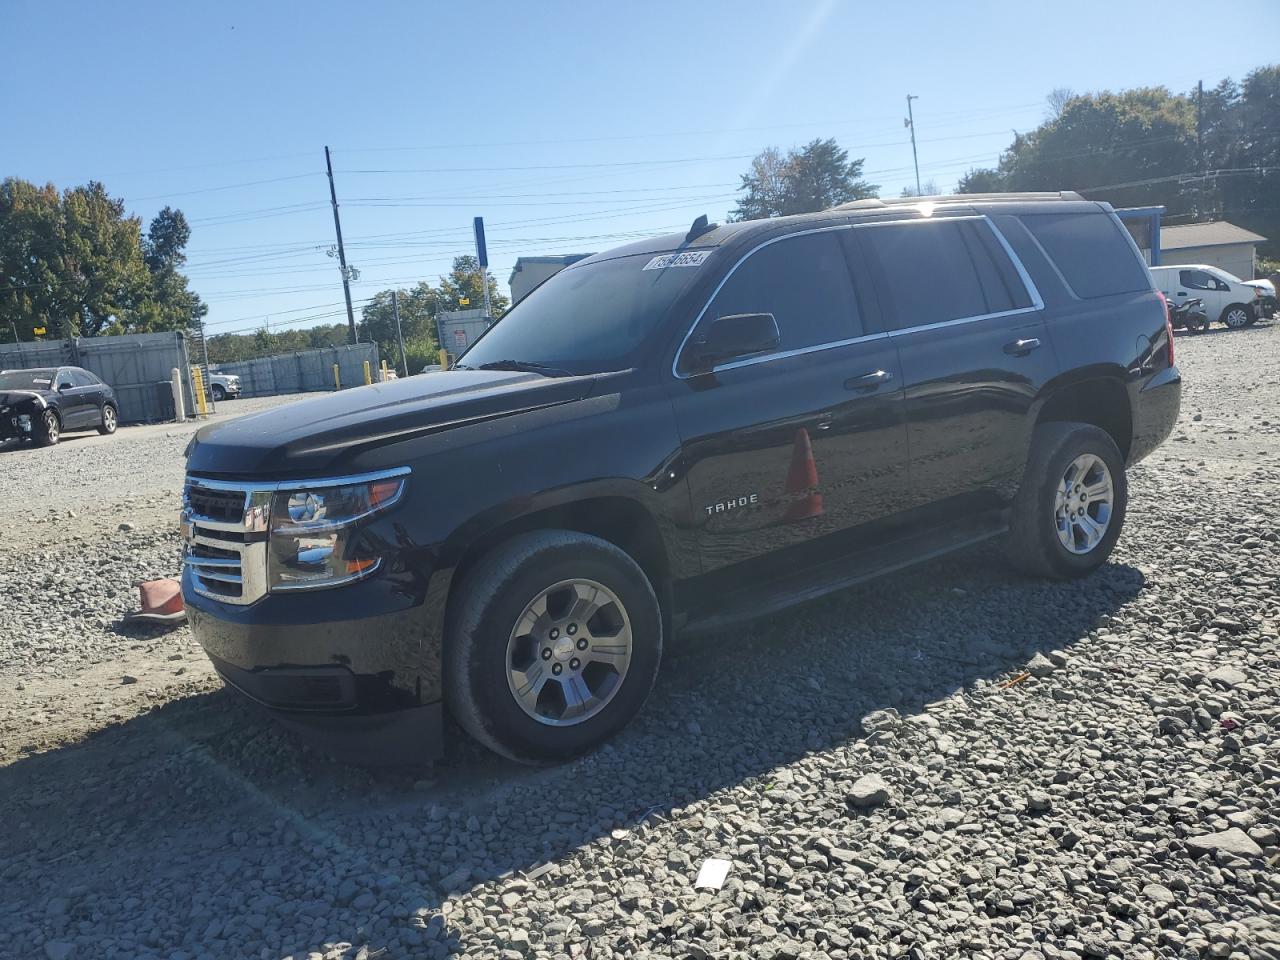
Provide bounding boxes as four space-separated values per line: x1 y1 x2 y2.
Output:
0 366 119 446
182 193 1180 764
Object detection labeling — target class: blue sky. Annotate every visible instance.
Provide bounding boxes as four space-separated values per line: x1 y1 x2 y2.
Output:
5 0 1277 337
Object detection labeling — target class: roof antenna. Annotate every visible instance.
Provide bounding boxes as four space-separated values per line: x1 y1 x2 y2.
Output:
686 214 716 242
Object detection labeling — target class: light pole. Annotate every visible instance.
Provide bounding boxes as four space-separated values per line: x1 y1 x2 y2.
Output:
905 94 922 196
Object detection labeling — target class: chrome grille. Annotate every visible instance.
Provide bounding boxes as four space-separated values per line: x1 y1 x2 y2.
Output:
182 478 271 605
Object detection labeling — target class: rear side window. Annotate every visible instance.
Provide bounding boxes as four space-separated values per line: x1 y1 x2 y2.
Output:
706 231 861 350
70 369 99 387
1020 212 1150 299
1179 269 1223 292
861 219 1029 331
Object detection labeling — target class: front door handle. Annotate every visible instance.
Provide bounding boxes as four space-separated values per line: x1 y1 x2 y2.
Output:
1003 337 1042 356
845 369 894 391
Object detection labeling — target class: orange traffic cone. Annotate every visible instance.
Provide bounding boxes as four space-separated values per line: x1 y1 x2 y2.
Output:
123 578 186 625
783 427 824 521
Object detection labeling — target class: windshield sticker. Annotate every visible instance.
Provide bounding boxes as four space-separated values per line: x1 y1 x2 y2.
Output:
32 379 51 386
643 250 710 271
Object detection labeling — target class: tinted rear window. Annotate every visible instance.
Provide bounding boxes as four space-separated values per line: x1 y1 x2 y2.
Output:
1020 212 1150 299
861 219 1029 331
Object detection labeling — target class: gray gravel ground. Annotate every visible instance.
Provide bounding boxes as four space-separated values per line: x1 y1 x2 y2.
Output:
1 329 1278 960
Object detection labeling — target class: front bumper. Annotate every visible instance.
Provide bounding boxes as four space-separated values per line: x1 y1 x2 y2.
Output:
184 566 450 763
0 411 34 442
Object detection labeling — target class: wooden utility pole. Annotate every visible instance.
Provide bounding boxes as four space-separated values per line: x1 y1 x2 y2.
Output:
1196 80 1206 215
905 95 922 196
392 289 408 377
325 146 358 345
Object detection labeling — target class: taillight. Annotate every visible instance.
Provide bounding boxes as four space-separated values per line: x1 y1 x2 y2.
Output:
1158 292 1175 367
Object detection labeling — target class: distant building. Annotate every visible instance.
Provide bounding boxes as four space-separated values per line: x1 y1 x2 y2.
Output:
508 254 592 305
1159 221 1267 279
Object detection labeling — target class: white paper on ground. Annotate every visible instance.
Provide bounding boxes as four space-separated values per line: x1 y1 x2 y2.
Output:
693 857 732 890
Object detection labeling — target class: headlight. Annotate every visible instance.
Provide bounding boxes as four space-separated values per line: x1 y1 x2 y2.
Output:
267 471 407 591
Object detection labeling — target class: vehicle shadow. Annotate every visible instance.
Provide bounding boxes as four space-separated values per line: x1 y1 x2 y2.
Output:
0 545 1145 958
0 432 101 453
1174 318 1273 337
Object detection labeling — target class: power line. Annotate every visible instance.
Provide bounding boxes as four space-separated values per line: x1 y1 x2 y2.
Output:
125 172 320 202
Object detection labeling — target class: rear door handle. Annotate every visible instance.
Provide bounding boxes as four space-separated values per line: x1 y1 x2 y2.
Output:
1003 337 1041 356
845 369 893 391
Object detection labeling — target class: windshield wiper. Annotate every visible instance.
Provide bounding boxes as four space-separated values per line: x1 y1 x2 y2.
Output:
474 359 572 377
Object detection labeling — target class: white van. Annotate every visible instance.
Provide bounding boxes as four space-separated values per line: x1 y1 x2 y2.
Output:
1149 264 1264 329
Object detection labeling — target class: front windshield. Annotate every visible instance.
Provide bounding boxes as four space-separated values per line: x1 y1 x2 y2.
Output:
0 369 57 390
458 252 705 375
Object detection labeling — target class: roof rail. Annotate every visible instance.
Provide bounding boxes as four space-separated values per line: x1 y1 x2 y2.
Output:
834 191 1084 211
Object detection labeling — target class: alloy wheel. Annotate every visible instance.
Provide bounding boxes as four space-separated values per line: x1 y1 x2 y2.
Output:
1224 307 1250 329
505 578 633 726
1054 453 1113 555
103 406 116 432
44 411 59 443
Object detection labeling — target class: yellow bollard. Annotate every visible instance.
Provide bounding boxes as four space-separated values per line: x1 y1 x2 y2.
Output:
439 349 450 370
333 363 341 390
381 359 388 381
190 367 209 416
363 360 372 385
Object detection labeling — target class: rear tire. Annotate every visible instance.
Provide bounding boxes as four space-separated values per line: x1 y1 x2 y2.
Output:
1221 304 1252 329
445 530 662 764
1003 422 1127 580
34 409 60 447
97 403 118 435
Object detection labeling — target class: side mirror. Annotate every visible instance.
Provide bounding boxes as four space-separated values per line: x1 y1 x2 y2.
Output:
57 382 72 391
685 313 781 373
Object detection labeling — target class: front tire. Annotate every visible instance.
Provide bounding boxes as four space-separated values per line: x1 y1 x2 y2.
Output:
1222 304 1252 329
445 530 663 764
211 384 227 402
1004 422 1128 579
97 403 118 435
34 409 60 447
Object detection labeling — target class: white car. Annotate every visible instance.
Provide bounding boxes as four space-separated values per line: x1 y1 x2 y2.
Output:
208 372 241 402
1149 264 1266 329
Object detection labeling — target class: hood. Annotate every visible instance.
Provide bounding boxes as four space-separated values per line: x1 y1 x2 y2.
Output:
1243 279 1275 296
0 389 54 409
186 369 595 476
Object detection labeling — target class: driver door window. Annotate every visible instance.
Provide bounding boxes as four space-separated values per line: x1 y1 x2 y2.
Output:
1179 269 1216 291
700 231 862 355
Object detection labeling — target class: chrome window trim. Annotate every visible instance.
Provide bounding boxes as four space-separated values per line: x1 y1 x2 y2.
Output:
886 304 1043 338
711 332 890 373
671 215 1043 379
186 465 410 494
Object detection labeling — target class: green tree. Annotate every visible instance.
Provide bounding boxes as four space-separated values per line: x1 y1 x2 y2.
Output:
955 167 1006 194
900 179 940 198
436 255 508 316
732 138 879 220
956 88 1198 212
0 177 204 340
359 282 442 373
138 207 207 332
1217 66 1280 256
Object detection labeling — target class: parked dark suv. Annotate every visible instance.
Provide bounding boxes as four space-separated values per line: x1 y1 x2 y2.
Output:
0 366 119 446
182 193 1180 764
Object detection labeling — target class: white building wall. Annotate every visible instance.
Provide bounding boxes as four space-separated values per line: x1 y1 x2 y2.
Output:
1161 243 1257 280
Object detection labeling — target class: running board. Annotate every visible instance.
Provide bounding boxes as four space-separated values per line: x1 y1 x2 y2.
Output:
680 512 1008 636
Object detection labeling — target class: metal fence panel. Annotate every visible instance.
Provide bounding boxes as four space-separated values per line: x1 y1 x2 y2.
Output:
0 331 191 424
216 343 379 398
